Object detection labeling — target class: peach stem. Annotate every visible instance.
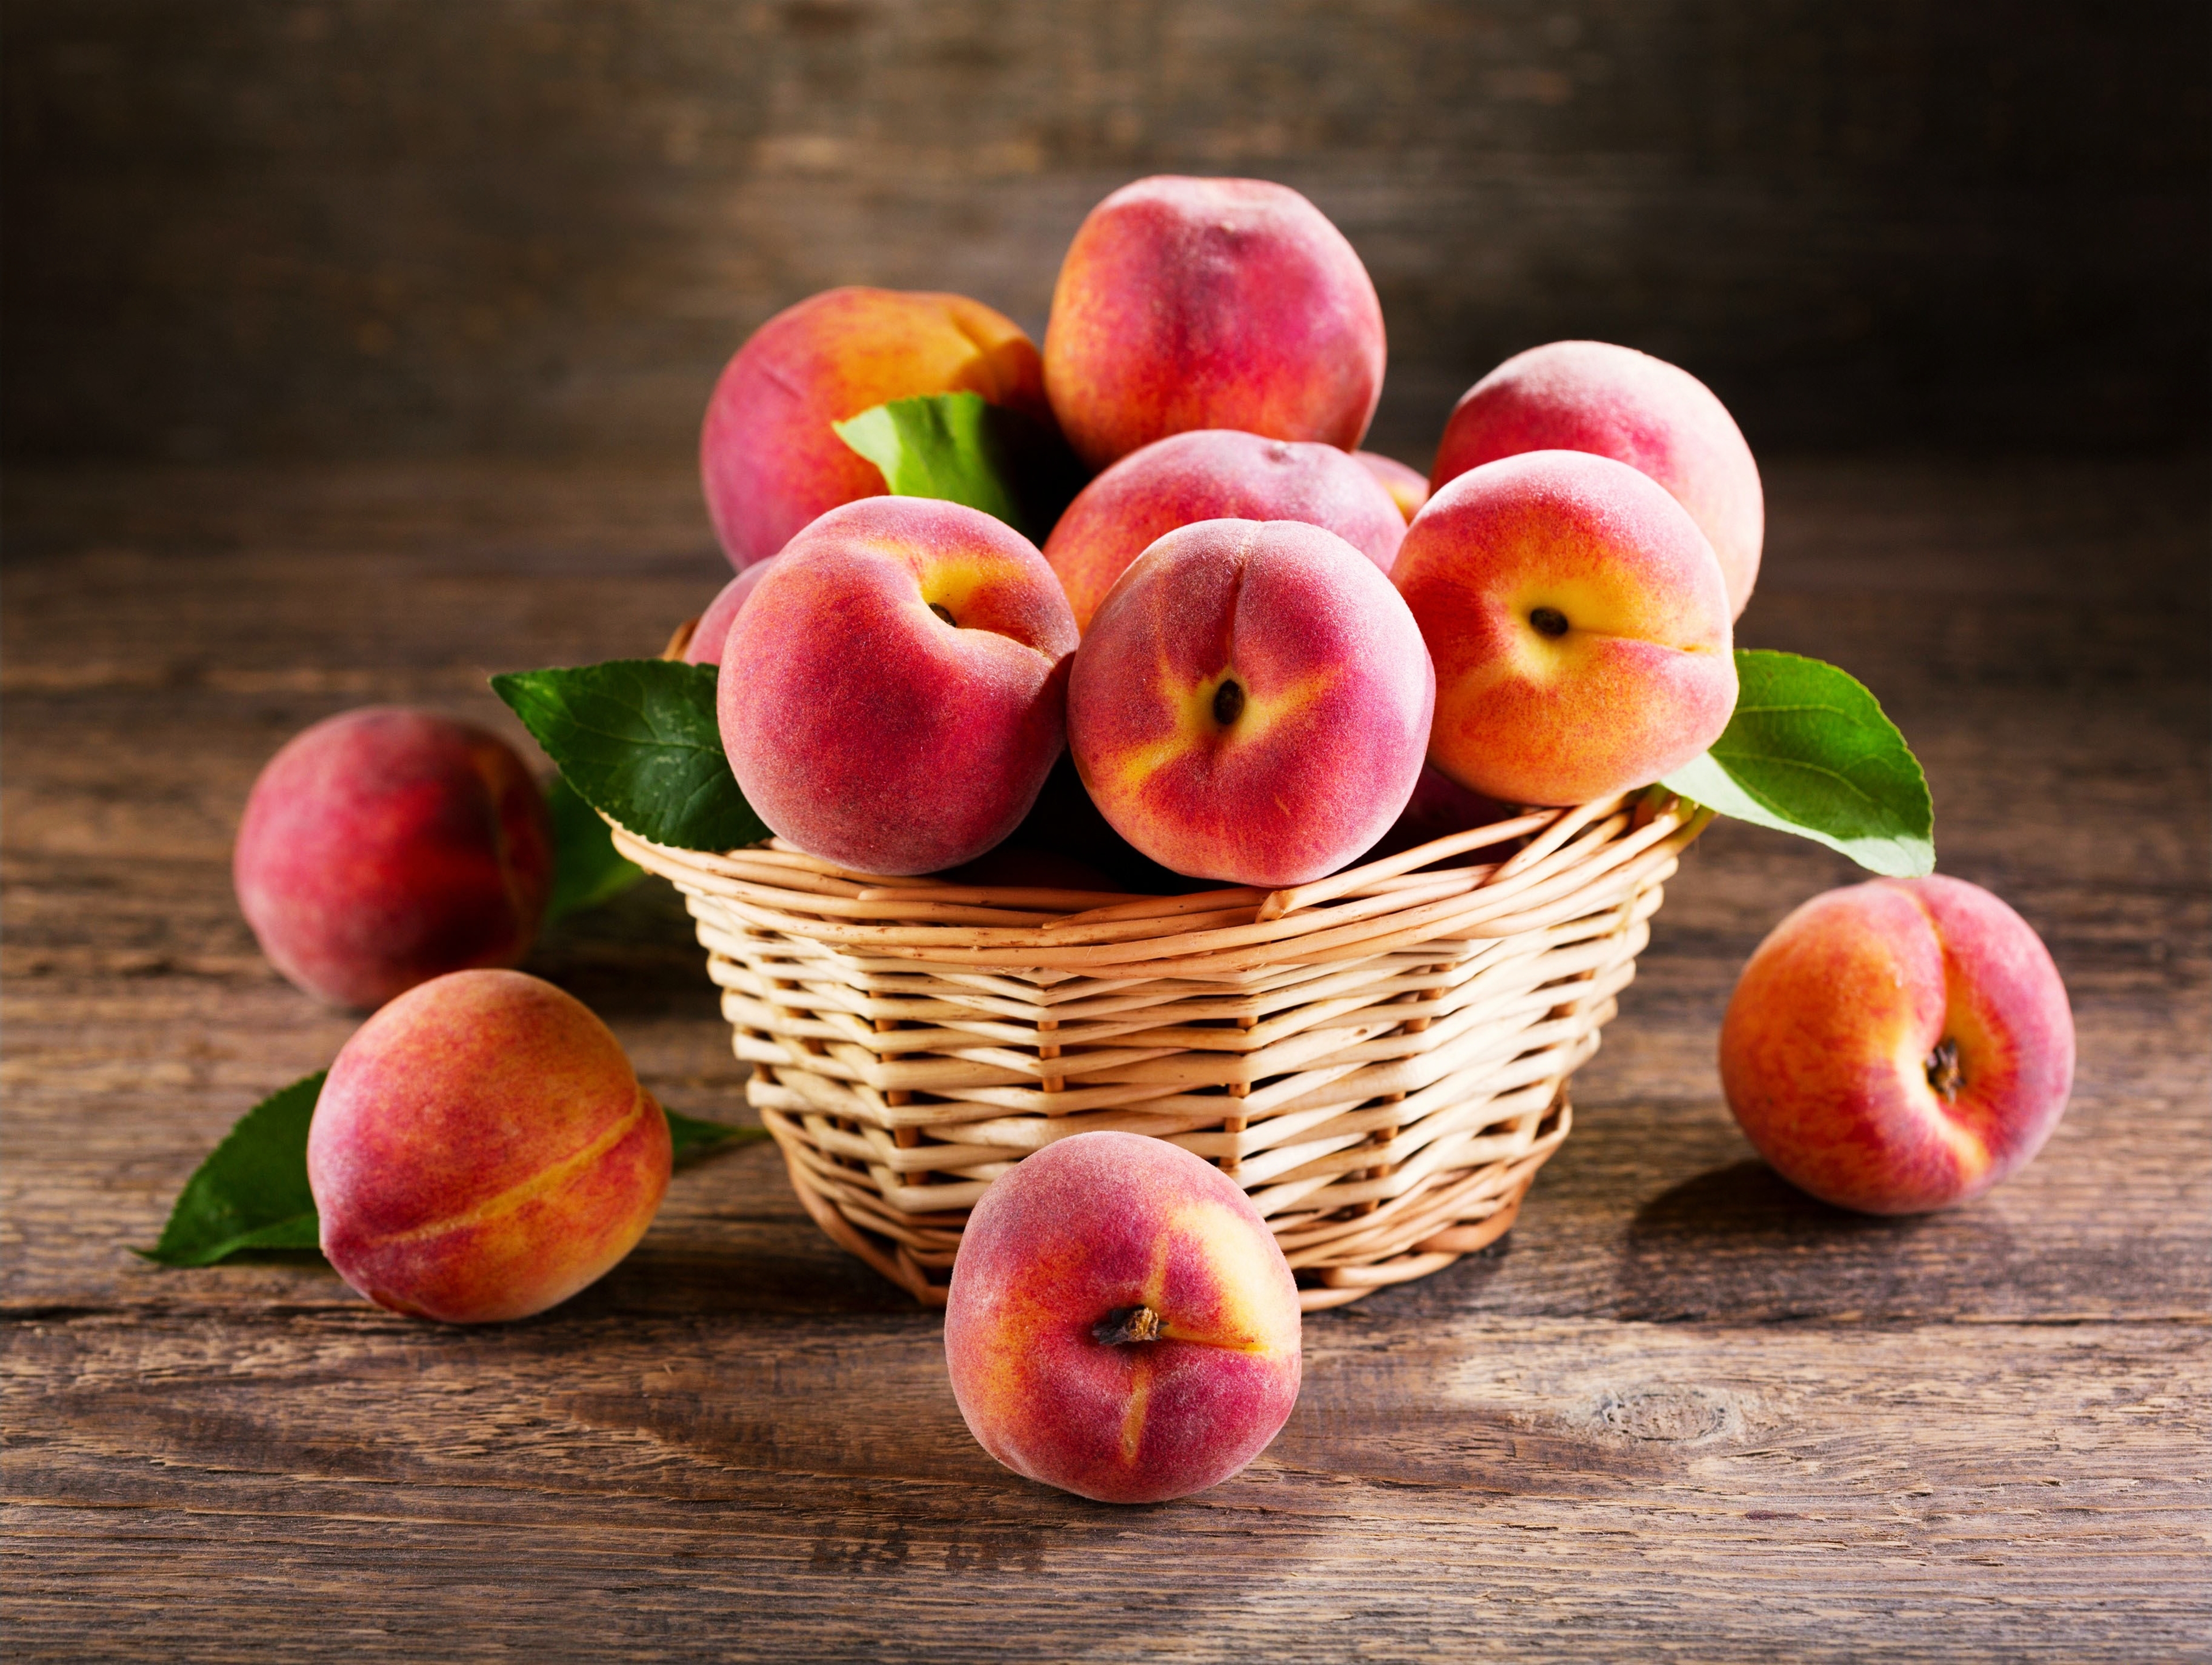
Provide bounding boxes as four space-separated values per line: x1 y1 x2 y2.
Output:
1093 1305 1165 1345
1926 1036 1964 1102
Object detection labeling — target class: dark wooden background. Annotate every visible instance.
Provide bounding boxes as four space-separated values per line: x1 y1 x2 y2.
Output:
5 1 2207 467
4 5 2208 1660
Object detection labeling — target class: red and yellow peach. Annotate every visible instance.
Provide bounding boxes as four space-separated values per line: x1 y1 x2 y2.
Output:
683 555 778 667
1392 449 1737 807
307 969 672 1322
1042 429 1406 631
233 707 555 1011
1069 518 1434 888
945 1131 1302 1504
700 287 1052 571
1719 876 2074 1215
718 496 1079 875
1043 176 1386 471
1431 340 1765 617
1357 451 1430 522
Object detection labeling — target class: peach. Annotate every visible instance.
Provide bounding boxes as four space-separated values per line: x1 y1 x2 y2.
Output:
1392 449 1737 807
1357 450 1430 521
719 496 1079 875
233 707 555 1011
700 287 1052 571
1719 877 2074 1215
681 555 777 667
307 969 672 1322
945 1131 1302 1504
1069 518 1433 888
1042 429 1406 631
1431 340 1765 616
1043 176 1386 471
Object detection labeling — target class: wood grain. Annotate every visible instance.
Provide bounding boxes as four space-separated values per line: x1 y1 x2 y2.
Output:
2 454 2207 1659
5 3 2206 465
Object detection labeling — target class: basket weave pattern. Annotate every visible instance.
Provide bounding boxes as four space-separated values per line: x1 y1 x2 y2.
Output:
614 789 1709 1311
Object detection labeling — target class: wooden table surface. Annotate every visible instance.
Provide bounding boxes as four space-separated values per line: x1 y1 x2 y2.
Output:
4 453 2206 1661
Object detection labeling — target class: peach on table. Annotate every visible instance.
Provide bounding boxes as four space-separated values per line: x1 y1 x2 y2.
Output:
945 1132 1301 1505
233 707 554 1011
1720 876 2074 1215
308 969 672 1323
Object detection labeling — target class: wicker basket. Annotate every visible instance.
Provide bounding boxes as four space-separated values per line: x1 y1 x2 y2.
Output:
612 662 1710 1311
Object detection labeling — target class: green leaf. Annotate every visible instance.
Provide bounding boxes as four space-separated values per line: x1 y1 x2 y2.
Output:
1662 649 1934 877
545 770 645 921
491 660 768 854
665 1109 770 1167
137 1072 326 1266
834 392 1086 543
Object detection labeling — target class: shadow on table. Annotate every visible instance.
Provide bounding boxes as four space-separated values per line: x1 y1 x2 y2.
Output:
1630 1159 1918 1241
1612 1159 1970 1322
526 878 721 1020
577 1241 934 1320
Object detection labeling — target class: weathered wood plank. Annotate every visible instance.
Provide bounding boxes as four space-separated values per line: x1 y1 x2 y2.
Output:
5 1314 2204 1661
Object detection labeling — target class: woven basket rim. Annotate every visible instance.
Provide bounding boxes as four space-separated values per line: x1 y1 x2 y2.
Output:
608 790 1710 975
635 613 1710 965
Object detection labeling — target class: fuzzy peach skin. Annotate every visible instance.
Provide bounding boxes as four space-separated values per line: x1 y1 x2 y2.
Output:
682 555 778 667
944 1131 1302 1504
1392 449 1737 807
719 496 1079 875
1719 877 2074 1215
233 707 554 1011
1069 518 1433 888
1043 176 1386 471
308 969 672 1322
1043 430 1406 631
1431 340 1765 617
1357 451 1430 521
700 287 1052 571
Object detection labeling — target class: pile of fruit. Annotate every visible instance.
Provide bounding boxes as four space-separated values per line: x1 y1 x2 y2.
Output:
153 175 2074 1507
678 176 1755 888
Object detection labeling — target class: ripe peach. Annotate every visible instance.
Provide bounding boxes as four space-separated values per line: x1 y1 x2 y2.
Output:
681 556 777 667
1043 176 1386 471
700 287 1052 571
1431 340 1765 617
308 969 672 1322
1392 449 1737 807
1719 877 2074 1215
233 708 555 1011
1042 429 1406 631
1357 450 1430 521
945 1131 1302 1504
719 496 1079 875
1069 518 1433 888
